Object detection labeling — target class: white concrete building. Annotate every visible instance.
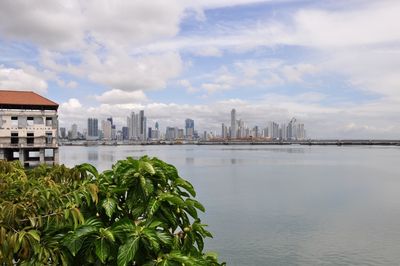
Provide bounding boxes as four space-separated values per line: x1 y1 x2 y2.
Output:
0 90 59 167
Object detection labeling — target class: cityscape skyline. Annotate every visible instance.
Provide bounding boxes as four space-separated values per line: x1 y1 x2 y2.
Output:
1 1 400 139
60 108 306 141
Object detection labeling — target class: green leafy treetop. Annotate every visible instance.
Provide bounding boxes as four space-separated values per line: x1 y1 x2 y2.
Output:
0 157 225 265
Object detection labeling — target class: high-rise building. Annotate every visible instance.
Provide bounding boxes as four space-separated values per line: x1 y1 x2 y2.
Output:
296 123 306 140
122 126 129 140
165 127 178 140
102 120 112 140
87 118 99 140
151 129 160 140
177 129 184 139
252 126 259 138
230 109 237 138
139 110 146 140
267 121 279 139
203 131 208 140
151 122 160 140
71 124 78 140
185 118 194 139
237 119 245 138
287 117 296 140
107 117 116 140
280 123 287 140
60 127 66 139
221 123 228 139
127 111 146 140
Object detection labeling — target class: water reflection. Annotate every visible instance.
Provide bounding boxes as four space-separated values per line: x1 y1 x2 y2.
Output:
100 152 114 162
88 150 98 161
221 147 306 153
185 157 194 164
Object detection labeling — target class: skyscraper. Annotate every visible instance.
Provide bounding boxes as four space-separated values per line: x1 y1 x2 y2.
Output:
268 121 279 139
185 118 194 139
139 110 146 140
165 127 178 140
221 123 228 139
122 126 129 140
127 111 146 140
71 124 78 140
59 127 66 139
102 120 112 140
107 117 116 140
231 108 237 139
87 118 99 140
287 117 297 140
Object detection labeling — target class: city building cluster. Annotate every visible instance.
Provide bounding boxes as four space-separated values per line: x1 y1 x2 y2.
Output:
59 110 198 142
59 109 306 142
221 109 306 140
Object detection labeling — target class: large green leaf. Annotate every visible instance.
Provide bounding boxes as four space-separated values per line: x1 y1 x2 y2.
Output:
159 193 184 206
117 236 140 266
147 198 161 216
77 163 99 179
186 199 205 212
139 161 155 175
174 178 196 197
62 233 84 256
102 198 117 218
95 238 110 263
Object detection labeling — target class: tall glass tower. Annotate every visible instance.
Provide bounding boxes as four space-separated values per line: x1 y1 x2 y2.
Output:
230 109 237 138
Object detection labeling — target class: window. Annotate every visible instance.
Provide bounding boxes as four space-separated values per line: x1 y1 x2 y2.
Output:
46 117 52 127
11 132 18 144
27 133 34 145
46 132 53 144
45 149 54 158
27 117 34 126
11 117 18 127
34 117 43 125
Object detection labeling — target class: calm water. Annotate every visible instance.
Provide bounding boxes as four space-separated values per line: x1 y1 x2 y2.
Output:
60 145 400 265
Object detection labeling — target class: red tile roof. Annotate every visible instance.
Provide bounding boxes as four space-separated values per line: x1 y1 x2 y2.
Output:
0 90 58 107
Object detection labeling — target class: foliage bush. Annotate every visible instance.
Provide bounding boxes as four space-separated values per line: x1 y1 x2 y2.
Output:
0 157 224 265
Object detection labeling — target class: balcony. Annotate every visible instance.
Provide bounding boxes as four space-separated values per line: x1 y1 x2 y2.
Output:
0 136 58 149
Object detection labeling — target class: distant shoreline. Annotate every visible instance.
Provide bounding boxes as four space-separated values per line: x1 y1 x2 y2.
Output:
60 140 400 147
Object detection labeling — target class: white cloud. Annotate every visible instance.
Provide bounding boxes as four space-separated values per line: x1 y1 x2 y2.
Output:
0 65 47 93
179 79 198 93
41 50 183 91
61 98 82 109
292 1 400 48
0 0 184 50
201 83 231 94
192 46 223 57
0 1 84 50
281 64 318 83
95 89 148 104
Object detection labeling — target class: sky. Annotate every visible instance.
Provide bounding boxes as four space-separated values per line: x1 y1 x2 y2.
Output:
0 0 400 139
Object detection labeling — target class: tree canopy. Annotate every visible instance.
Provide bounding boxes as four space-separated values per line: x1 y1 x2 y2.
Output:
0 157 224 265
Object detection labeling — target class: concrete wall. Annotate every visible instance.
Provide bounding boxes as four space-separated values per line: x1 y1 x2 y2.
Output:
0 109 58 143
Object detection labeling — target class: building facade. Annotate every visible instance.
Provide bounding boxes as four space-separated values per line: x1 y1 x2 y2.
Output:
87 118 99 140
0 90 59 166
185 118 194 139
230 108 237 138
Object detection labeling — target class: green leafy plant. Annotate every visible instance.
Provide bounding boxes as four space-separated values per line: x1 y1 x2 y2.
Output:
0 157 224 265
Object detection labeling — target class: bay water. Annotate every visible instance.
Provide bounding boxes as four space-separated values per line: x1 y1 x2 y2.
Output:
60 145 400 265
